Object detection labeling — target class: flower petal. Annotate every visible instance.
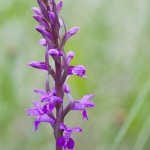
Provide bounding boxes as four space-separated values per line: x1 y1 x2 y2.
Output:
34 89 47 95
51 96 62 103
40 95 51 102
72 103 82 110
48 49 63 56
57 137 65 148
60 123 67 130
48 11 55 26
67 138 74 149
56 0 63 11
81 94 94 103
33 101 43 114
72 127 82 132
66 51 75 65
42 104 48 114
38 38 47 46
63 83 70 93
31 7 41 15
49 103 55 112
68 65 86 77
59 19 63 27
39 114 55 125
66 27 80 40
33 15 43 23
34 120 40 131
28 61 47 70
84 101 95 108
82 109 88 120
35 26 52 39
26 108 40 116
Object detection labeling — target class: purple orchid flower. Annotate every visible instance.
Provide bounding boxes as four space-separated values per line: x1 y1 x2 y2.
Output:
57 123 82 150
34 89 62 112
72 94 95 120
68 65 87 77
26 101 55 131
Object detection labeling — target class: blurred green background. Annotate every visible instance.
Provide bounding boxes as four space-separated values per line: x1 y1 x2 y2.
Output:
0 0 150 150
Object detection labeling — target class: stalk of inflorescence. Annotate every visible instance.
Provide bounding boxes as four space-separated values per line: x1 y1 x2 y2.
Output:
26 0 95 150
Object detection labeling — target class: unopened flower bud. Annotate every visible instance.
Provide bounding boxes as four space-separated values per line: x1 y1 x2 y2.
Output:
31 7 42 15
28 61 47 70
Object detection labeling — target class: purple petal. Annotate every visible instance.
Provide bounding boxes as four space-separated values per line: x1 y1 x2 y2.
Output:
38 38 47 46
72 103 82 110
34 120 40 131
31 7 41 15
33 15 43 22
59 19 63 27
39 114 55 125
33 101 43 114
66 51 75 65
67 138 74 149
48 11 55 26
40 21 49 29
42 104 48 114
51 96 62 103
63 83 70 93
81 94 94 103
60 123 67 130
84 101 95 108
48 49 63 56
26 108 41 116
56 0 63 11
50 87 56 95
33 101 41 108
68 65 86 77
28 61 47 70
66 27 80 40
34 89 47 95
82 109 88 120
37 0 49 21
40 95 51 102
57 137 65 148
80 94 94 104
49 103 55 112
72 127 82 132
35 26 52 39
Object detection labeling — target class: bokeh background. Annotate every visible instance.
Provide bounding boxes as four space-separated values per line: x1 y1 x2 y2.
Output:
0 0 150 150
